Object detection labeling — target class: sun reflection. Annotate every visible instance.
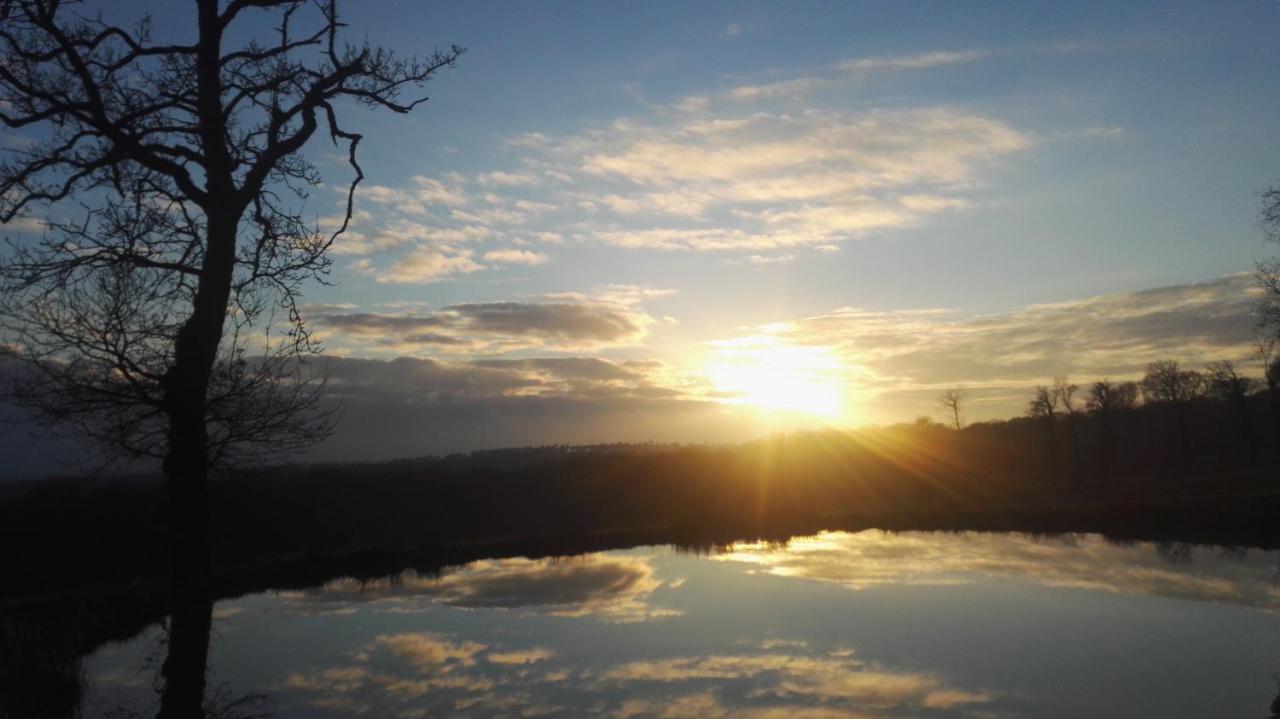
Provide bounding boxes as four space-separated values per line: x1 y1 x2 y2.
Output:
706 339 846 418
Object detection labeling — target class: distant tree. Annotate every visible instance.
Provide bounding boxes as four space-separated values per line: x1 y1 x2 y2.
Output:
1205 360 1259 465
1141 360 1206 405
1258 339 1280 454
1052 376 1082 488
0 2 461 716
937 387 967 429
1141 360 1205 470
1086 379 1139 482
1257 185 1280 342
1027 385 1058 486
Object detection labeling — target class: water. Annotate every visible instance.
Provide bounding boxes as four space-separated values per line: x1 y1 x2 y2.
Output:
78 531 1280 718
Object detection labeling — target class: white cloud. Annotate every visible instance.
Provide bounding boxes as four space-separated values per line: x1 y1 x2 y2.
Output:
484 249 550 265
727 77 833 102
477 171 538 187
376 249 484 284
837 49 989 73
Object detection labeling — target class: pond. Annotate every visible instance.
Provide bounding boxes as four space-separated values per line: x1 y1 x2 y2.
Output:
77 530 1280 718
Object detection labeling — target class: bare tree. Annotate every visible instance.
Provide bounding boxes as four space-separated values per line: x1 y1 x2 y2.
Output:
1086 379 1139 483
1051 375 1082 488
1257 185 1280 341
1258 339 1280 454
0 2 461 715
1026 385 1058 486
937 387 967 430
1141 360 1205 471
1205 360 1259 465
1141 360 1206 405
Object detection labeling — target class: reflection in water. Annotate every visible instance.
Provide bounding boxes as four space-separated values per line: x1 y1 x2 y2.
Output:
282 554 680 622
156 592 213 719
716 531 1280 609
50 531 1280 718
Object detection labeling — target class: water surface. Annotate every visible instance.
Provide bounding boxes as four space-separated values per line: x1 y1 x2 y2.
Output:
81 531 1280 718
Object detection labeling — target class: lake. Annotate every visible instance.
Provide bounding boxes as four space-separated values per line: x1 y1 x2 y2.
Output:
76 530 1280 718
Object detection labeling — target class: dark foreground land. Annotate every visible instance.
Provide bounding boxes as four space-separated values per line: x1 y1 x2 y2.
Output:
6 389 1280 603
2 423 1280 717
4 426 1280 604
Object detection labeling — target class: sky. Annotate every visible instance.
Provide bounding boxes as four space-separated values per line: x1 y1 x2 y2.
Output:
5 0 1280 468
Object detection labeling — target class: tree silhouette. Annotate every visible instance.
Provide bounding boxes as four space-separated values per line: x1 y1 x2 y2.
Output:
1052 375 1082 488
1257 185 1280 342
1141 360 1205 471
1205 360 1258 465
1258 339 1280 455
1027 385 1058 486
0 2 461 715
1086 379 1138 483
937 387 967 429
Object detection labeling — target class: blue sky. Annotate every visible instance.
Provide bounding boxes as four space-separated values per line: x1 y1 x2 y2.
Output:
5 0 1280 466
298 0 1280 317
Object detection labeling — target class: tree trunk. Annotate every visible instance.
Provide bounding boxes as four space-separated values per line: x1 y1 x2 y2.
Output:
154 7 239 711
155 207 238 717
156 577 213 719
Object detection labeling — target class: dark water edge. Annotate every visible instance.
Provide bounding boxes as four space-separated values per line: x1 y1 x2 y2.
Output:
5 479 1280 663
2 453 1278 718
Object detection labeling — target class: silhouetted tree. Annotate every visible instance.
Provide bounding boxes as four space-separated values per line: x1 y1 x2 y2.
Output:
1255 184 1280 460
1258 185 1280 342
1205 360 1259 465
937 387 967 429
1141 360 1205 471
1086 379 1139 482
1141 360 1206 405
1052 375 1083 488
1258 339 1280 457
1027 385 1058 486
0 2 461 716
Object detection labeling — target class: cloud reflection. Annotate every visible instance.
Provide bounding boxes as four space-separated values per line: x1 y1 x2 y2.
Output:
600 642 993 718
281 554 678 623
716 531 1280 610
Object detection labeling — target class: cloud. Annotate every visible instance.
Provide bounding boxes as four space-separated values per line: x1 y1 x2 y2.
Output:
560 108 1028 250
376 249 484 283
283 555 677 623
716 273 1259 421
726 77 833 102
477 171 538 187
603 648 993 714
487 648 556 665
724 22 742 36
373 632 487 671
836 49 989 74
714 529 1280 610
263 352 766 463
311 294 660 353
443 301 647 343
483 249 550 265
357 175 468 215
310 43 1121 268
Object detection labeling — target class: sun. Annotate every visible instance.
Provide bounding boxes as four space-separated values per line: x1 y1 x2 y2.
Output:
706 341 845 418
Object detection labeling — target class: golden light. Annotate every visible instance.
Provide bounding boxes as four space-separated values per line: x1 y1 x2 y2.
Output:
706 339 846 419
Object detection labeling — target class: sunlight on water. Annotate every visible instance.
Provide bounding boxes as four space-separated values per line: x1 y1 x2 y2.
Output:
77 531 1280 718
